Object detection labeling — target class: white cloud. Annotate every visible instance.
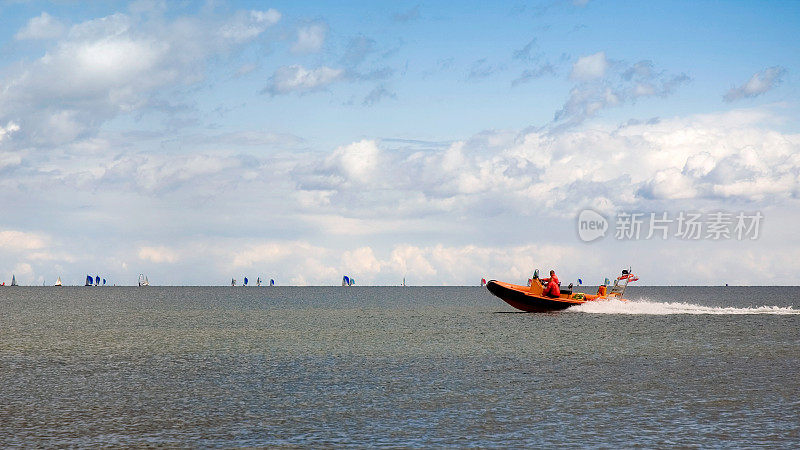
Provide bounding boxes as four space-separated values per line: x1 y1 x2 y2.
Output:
556 58 689 127
230 241 320 268
305 243 599 285
219 9 281 43
0 152 22 170
135 154 241 190
724 66 786 102
191 130 305 148
326 139 382 185
342 247 382 274
638 169 698 200
12 263 34 279
138 246 179 263
571 51 608 80
292 107 799 222
0 230 49 251
291 22 327 54
14 12 67 40
0 122 20 143
4 108 796 249
0 8 281 147
225 241 339 284
265 65 344 95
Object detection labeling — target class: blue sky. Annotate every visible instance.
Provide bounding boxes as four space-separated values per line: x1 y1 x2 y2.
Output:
1 1 799 285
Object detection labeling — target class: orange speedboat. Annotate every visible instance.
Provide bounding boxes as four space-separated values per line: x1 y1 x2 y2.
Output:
486 269 637 312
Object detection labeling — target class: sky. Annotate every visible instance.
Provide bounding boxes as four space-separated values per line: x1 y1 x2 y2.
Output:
1 0 799 286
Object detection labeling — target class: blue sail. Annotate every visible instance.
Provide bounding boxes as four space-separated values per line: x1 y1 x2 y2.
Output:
342 275 350 286
270 279 274 286
103 279 107 285
244 277 248 286
95 275 100 286
86 275 92 286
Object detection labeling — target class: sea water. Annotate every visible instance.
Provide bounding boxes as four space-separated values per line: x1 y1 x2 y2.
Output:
1 286 798 447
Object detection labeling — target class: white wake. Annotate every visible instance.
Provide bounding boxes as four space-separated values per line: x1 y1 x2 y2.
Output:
569 298 799 315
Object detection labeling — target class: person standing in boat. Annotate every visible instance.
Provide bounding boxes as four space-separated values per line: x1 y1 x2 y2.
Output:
541 270 560 297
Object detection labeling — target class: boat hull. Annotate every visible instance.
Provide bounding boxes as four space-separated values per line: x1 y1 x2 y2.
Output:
486 280 590 312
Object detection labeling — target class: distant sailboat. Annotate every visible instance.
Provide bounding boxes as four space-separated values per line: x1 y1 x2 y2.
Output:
95 275 100 286
402 277 406 287
55 276 62 287
138 274 150 287
481 278 486 287
244 277 249 286
85 275 93 286
102 279 107 286
231 278 236 286
342 275 350 286
270 279 275 286
257 277 261 287
11 274 18 286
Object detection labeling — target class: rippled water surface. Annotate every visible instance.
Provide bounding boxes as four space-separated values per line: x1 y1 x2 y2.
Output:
1 286 799 447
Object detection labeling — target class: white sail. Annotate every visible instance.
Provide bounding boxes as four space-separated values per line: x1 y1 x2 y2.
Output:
55 276 62 286
138 274 150 287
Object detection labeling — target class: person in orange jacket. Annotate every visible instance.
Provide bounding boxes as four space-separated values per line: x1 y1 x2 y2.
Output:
541 270 560 297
